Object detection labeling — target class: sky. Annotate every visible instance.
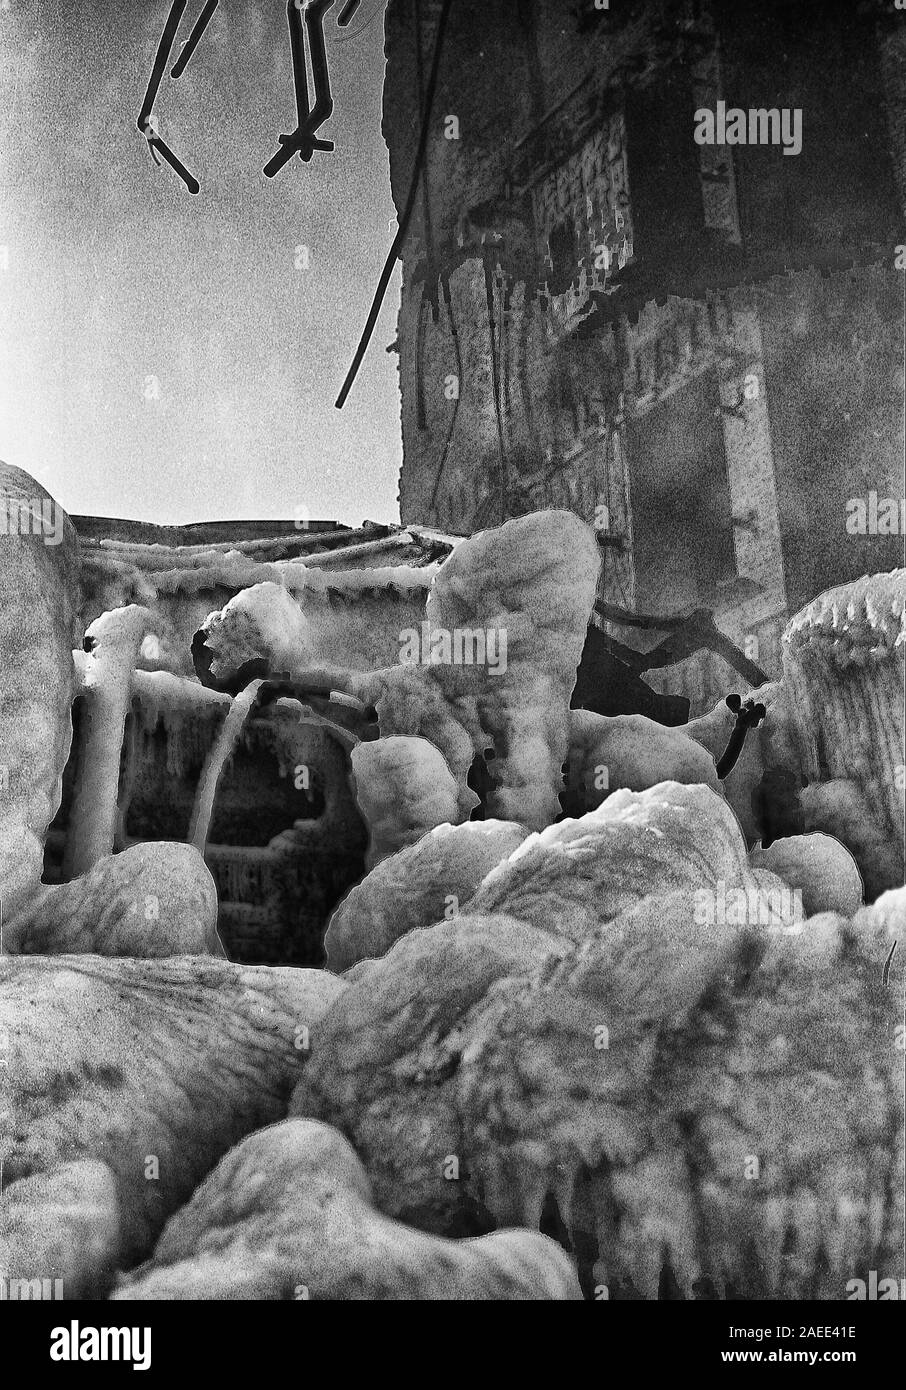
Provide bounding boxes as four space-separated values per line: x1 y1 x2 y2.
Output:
0 0 403 526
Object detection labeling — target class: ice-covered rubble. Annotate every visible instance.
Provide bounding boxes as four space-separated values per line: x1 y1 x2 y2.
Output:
0 954 344 1291
112 1119 582 1301
325 817 529 971
0 464 81 920
2 842 223 958
292 783 904 1298
349 735 476 867
194 510 600 832
1 462 903 1302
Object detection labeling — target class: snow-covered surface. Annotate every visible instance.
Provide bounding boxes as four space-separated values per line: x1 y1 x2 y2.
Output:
86 540 446 598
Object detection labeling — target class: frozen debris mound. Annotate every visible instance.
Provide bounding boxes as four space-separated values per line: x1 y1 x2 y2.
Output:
360 510 600 830
567 709 719 813
349 735 476 869
0 461 81 920
196 581 315 682
112 1119 581 1301
466 782 769 942
3 843 223 958
748 833 863 919
0 465 248 950
0 1160 121 1301
291 785 904 1299
0 955 344 1291
194 511 599 831
325 818 529 972
777 570 905 897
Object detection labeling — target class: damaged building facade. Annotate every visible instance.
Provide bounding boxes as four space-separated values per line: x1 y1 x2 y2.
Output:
384 0 906 709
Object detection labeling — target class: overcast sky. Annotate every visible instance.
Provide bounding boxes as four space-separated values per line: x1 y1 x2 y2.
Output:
0 0 402 526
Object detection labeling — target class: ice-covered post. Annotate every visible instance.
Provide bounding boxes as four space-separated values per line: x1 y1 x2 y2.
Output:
65 605 156 879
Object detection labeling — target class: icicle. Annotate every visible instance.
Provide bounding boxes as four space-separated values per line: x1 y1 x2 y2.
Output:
160 706 187 779
517 1165 549 1232
189 680 264 853
866 1190 886 1259
551 1163 580 1239
635 1238 666 1301
752 1195 788 1296
65 606 155 879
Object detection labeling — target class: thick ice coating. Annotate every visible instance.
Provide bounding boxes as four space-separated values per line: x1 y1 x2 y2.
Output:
112 1119 582 1300
3 843 224 958
748 833 863 918
325 818 529 971
0 462 81 919
194 510 600 830
292 786 904 1298
0 954 345 1285
349 735 474 868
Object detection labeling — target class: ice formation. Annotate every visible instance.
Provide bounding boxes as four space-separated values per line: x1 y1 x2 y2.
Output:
465 782 770 940
189 679 266 852
112 1119 581 1300
190 564 439 677
771 570 905 896
354 510 600 830
684 570 906 892
194 510 600 831
3 843 223 958
66 605 157 878
129 670 231 782
349 735 477 869
748 833 863 918
566 708 719 813
291 785 904 1298
197 582 314 683
325 818 529 971
0 955 345 1290
0 471 238 953
0 462 80 920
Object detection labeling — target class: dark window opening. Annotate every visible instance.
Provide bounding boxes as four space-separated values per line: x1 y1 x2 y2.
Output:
547 219 578 296
625 371 737 616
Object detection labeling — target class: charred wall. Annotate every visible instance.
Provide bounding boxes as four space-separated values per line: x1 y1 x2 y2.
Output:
383 0 906 653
